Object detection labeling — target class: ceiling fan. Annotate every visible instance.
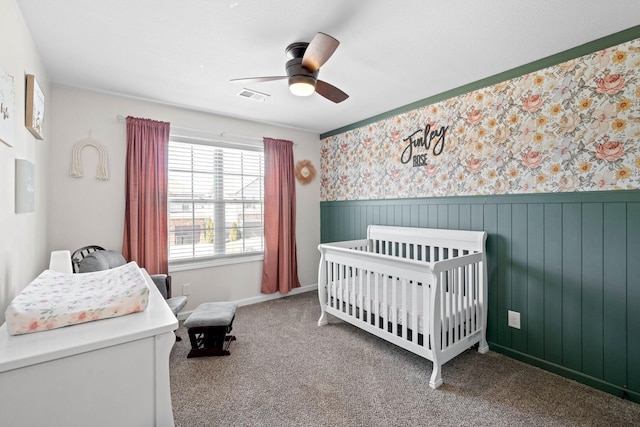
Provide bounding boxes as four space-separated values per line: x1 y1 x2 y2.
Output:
230 32 349 103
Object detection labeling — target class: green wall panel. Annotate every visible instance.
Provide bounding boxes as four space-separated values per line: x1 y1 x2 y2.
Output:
581 203 604 380
603 203 627 387
562 203 582 372
459 204 471 230
484 204 499 345
319 190 640 402
511 204 528 353
497 204 513 348
627 202 640 394
543 204 563 365
527 203 545 360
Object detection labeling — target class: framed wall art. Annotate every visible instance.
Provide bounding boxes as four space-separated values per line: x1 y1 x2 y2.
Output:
25 74 44 140
0 65 15 147
15 159 35 213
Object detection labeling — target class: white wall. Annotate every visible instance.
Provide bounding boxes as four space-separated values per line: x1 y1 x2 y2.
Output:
0 0 50 324
48 85 321 313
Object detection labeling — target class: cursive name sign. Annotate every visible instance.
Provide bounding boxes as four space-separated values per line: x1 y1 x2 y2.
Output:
400 124 448 167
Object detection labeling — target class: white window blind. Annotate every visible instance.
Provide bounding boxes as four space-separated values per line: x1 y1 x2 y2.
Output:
168 137 264 264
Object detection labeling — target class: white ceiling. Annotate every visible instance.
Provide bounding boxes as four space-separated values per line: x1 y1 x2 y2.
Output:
16 0 640 135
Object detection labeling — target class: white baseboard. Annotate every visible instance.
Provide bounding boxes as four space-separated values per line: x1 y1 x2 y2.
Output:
176 283 317 321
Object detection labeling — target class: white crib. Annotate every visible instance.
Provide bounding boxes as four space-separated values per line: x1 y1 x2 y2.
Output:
318 225 488 389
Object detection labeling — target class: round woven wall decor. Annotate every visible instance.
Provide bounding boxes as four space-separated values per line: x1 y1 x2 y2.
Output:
295 160 316 185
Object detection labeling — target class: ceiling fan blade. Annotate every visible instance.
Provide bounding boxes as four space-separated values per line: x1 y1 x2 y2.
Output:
301 32 339 72
315 80 349 103
230 76 287 84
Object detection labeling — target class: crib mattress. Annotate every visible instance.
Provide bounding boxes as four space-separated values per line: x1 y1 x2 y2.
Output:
4 261 149 335
329 274 429 334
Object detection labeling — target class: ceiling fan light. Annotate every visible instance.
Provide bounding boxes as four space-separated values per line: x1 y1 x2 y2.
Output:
289 75 316 96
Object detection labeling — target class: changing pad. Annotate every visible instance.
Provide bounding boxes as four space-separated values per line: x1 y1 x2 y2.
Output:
4 261 149 335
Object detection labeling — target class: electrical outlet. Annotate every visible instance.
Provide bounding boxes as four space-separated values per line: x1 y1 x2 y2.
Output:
508 310 521 329
182 283 191 296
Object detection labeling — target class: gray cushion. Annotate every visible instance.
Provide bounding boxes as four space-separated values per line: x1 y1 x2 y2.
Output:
151 274 169 298
78 250 127 272
184 302 237 328
166 296 188 316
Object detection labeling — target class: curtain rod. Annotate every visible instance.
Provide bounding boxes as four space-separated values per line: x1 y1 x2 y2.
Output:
116 114 263 143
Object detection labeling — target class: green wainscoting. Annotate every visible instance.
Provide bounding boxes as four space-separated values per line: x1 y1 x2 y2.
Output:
320 190 640 402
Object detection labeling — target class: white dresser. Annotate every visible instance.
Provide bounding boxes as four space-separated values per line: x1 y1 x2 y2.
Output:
0 270 178 427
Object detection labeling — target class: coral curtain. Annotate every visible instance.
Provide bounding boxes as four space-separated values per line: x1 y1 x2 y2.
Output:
261 137 301 294
122 116 170 275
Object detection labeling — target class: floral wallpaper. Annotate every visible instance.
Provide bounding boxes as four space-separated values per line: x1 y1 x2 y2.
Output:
320 37 640 201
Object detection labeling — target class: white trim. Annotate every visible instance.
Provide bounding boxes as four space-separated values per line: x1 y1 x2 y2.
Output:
176 283 318 320
169 254 264 272
170 129 263 151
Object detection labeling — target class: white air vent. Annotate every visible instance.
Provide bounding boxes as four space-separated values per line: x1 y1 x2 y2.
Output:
237 88 270 102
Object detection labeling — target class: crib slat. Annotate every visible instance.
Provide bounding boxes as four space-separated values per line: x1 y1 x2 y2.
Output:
450 269 456 343
351 266 355 315
391 277 397 336
439 271 446 349
423 281 428 348
442 271 447 347
383 273 388 330
346 264 351 314
324 259 330 307
412 280 418 344
345 264 350 313
424 278 430 349
343 265 348 314
347 266 351 315
358 268 364 322
453 269 459 342
352 267 357 316
340 263 345 312
437 271 442 348
472 262 478 332
366 271 372 325
467 263 473 334
446 270 453 348
375 273 380 328
452 268 457 342
456 266 462 341
401 279 407 339
336 263 342 310
458 266 464 339
462 264 469 337
337 262 341 310
467 264 473 333
448 270 453 347
331 262 336 309
344 267 357 316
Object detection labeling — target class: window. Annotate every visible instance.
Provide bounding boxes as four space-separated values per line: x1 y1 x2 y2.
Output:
168 135 264 265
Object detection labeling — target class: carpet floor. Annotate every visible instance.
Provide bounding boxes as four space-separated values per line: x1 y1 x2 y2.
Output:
169 291 640 426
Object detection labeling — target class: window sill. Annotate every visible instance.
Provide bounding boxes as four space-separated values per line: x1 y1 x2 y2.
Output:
169 254 264 272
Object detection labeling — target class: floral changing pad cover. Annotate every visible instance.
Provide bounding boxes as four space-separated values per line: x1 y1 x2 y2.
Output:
4 261 149 335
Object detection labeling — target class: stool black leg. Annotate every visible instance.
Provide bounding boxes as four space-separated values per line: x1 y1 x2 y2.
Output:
186 325 236 358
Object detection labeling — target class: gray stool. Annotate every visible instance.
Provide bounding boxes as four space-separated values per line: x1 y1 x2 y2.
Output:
184 302 237 358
